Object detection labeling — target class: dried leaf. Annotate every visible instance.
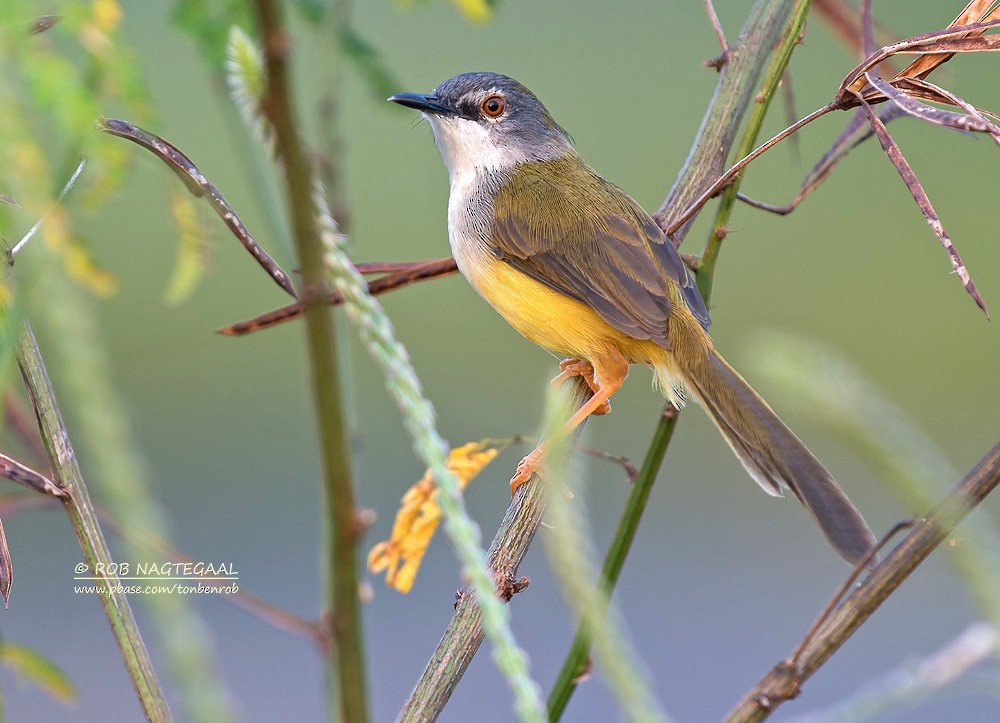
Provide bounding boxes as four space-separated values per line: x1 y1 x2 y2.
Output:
865 72 999 134
854 93 989 317
896 0 1000 80
100 118 296 298
0 517 10 607
0 453 65 497
368 442 500 593
840 17 1000 98
776 4 1000 315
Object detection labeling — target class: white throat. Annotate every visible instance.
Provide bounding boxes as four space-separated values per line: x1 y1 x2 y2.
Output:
425 115 531 189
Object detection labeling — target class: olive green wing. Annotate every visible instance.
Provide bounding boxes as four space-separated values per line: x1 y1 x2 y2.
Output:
488 185 709 348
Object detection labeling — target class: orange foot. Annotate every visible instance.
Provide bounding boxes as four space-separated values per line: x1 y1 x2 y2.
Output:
509 446 545 497
551 359 611 415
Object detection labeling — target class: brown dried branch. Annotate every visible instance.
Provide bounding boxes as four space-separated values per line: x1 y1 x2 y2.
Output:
839 21 1000 100
788 520 914 666
703 0 730 69
725 440 1000 723
577 446 641 483
892 0 1000 80
0 452 66 497
684 2 1000 315
737 105 899 215
28 15 60 35
218 257 458 335
853 89 989 315
99 118 298 298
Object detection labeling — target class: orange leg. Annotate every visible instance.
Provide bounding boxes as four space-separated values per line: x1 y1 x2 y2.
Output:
551 359 611 415
510 353 628 495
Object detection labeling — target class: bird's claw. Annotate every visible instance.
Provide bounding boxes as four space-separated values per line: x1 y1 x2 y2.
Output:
510 448 545 496
552 359 611 415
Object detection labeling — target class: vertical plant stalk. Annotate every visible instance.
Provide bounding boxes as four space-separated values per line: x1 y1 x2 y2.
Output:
27 264 239 721
251 1 367 720
548 0 809 716
15 319 171 722
655 0 797 237
697 0 812 301
316 190 547 722
541 394 672 723
546 409 679 720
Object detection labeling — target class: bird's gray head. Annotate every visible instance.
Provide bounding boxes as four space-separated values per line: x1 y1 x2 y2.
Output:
389 72 573 182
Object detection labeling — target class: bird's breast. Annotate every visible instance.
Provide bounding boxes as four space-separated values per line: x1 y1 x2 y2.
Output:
446 175 663 365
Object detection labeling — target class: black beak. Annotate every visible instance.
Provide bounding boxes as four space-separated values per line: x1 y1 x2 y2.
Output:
387 93 460 117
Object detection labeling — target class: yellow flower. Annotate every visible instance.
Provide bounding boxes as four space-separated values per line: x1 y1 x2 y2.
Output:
368 442 499 593
452 0 492 22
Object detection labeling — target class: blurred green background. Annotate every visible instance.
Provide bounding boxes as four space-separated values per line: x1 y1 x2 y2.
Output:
2 0 999 721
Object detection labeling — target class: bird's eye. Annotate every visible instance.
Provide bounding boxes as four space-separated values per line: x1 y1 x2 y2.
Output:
481 95 505 118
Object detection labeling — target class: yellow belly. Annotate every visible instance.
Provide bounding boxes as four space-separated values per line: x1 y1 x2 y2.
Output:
465 256 665 366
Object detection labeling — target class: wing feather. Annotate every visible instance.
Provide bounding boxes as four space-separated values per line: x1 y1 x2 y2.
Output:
488 165 709 348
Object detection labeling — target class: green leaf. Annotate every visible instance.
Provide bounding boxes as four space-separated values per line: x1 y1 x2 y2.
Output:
0 643 77 705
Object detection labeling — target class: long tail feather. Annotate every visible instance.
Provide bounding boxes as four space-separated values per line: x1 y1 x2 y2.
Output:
677 348 876 565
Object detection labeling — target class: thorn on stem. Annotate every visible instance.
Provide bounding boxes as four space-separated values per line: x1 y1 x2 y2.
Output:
704 51 730 72
498 572 530 602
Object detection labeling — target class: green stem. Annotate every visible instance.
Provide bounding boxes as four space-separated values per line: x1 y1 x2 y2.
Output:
546 408 679 720
251 1 368 721
547 0 812 716
15 319 171 722
699 0 812 302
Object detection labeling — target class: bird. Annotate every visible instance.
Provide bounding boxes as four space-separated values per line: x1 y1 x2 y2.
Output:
389 71 876 565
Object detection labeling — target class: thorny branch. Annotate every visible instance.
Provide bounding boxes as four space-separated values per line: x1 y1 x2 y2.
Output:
725 440 1000 723
99 118 297 298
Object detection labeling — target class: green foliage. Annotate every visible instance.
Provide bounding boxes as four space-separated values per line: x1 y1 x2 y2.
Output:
0 0 152 299
0 642 77 705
